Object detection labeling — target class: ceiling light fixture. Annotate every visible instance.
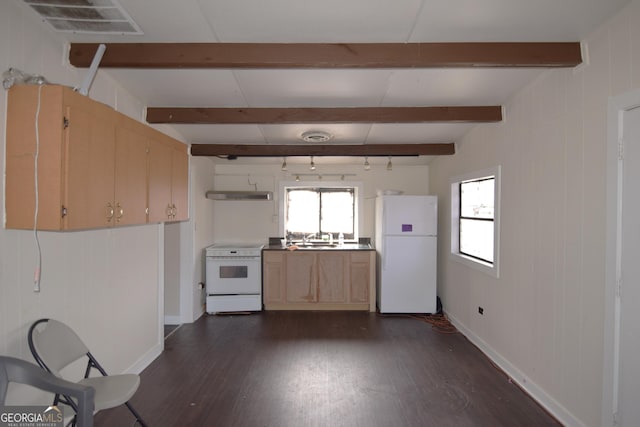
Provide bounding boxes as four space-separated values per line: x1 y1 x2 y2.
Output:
364 157 371 171
281 157 287 171
386 156 393 171
295 175 300 182
309 156 316 171
301 131 333 143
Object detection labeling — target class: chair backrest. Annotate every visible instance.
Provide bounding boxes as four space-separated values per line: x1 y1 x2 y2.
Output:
0 355 95 427
28 319 90 377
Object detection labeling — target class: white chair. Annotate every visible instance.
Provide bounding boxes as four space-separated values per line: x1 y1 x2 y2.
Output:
0 355 95 427
28 319 147 427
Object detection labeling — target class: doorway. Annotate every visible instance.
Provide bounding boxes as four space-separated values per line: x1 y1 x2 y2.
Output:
604 90 640 426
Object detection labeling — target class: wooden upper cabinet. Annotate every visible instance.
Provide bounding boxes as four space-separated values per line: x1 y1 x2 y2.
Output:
147 135 189 223
5 86 63 230
114 118 149 226
171 144 189 221
6 85 117 230
147 135 173 223
64 99 116 229
5 84 189 230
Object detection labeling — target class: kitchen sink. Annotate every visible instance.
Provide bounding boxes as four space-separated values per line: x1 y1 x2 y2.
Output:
295 242 339 249
285 242 372 250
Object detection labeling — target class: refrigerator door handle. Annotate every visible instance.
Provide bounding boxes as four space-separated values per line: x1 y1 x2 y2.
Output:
382 240 386 270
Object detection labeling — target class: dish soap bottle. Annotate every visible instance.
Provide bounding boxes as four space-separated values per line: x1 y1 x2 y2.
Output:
338 232 344 246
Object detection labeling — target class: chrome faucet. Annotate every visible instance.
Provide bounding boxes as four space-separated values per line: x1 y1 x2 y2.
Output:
303 233 316 243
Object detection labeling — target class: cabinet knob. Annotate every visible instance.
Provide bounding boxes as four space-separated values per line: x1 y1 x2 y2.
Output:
106 202 114 222
115 203 124 222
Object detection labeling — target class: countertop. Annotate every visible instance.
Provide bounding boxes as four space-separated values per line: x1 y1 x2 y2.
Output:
264 242 374 251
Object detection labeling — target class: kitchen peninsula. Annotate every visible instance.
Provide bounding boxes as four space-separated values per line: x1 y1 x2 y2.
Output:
262 242 376 311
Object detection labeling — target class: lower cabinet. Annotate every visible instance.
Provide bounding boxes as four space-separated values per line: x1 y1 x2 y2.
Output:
263 250 375 311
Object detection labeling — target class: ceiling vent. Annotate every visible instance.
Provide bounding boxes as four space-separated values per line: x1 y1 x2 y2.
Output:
23 0 143 35
301 131 333 143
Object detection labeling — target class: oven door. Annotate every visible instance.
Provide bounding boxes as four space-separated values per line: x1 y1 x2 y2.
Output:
206 256 261 295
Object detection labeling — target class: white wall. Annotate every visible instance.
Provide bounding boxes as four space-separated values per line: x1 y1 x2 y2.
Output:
0 1 164 403
164 222 181 322
428 2 640 426
210 162 430 244
180 156 216 322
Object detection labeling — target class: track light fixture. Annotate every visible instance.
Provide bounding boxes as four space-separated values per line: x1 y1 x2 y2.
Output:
386 156 393 171
310 156 316 171
364 157 371 171
281 157 287 171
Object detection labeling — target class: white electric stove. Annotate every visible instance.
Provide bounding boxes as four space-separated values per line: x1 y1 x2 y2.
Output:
205 243 264 313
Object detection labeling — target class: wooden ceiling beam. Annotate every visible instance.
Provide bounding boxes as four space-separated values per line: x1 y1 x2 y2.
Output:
69 42 581 69
190 143 455 157
146 106 501 124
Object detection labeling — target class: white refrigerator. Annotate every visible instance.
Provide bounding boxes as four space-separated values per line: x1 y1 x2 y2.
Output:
375 195 437 313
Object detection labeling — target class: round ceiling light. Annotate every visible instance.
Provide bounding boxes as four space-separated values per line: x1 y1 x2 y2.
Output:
301 131 333 143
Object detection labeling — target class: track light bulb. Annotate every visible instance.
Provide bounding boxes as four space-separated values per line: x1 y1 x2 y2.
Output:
310 156 316 171
364 157 371 171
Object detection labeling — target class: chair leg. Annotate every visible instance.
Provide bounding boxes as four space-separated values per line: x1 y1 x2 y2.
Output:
125 401 147 427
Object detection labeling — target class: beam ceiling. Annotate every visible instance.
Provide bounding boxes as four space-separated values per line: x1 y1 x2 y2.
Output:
146 106 502 124
190 144 455 157
69 42 582 69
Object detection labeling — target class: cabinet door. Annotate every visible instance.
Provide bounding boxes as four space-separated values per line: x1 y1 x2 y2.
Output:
263 252 286 305
114 123 148 226
64 101 115 230
5 85 65 230
318 252 347 303
286 252 317 303
349 252 371 304
147 136 173 223
170 144 189 221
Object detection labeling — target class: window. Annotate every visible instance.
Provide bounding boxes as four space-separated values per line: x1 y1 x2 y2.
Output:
280 181 362 242
450 166 501 277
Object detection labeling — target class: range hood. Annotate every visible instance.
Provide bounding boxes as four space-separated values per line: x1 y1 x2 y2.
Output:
206 191 273 201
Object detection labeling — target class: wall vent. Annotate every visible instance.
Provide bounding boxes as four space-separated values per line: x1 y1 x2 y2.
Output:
23 0 143 35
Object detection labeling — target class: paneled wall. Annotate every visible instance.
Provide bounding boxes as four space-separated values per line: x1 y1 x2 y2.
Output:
428 2 640 426
210 162 431 245
0 1 163 403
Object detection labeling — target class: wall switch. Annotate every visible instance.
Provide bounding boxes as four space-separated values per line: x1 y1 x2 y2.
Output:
478 306 484 315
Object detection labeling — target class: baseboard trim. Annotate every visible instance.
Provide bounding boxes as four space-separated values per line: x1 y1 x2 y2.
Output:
164 315 182 325
446 312 585 427
125 342 163 375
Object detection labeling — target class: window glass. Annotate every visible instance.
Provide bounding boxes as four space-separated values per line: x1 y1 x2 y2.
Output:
450 167 500 278
286 187 355 240
286 190 319 234
460 218 494 262
459 177 495 264
460 179 494 219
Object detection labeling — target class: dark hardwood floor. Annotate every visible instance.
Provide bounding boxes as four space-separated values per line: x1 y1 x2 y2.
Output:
95 312 560 427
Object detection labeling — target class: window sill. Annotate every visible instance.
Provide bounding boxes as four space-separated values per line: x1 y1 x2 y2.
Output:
450 252 499 278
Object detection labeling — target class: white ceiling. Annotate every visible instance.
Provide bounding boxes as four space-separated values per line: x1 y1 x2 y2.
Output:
18 0 630 164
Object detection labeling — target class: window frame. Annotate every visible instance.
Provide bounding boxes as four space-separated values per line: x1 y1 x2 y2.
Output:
450 166 501 278
279 180 363 242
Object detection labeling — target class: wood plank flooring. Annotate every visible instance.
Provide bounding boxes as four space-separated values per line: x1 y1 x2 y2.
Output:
95 312 560 427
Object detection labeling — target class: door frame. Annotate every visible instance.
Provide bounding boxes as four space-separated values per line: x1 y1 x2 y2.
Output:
603 88 640 427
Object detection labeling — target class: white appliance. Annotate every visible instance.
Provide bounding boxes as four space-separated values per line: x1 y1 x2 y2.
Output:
205 243 264 313
375 195 437 313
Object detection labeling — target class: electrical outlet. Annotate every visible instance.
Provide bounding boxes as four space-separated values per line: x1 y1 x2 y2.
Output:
478 306 484 315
